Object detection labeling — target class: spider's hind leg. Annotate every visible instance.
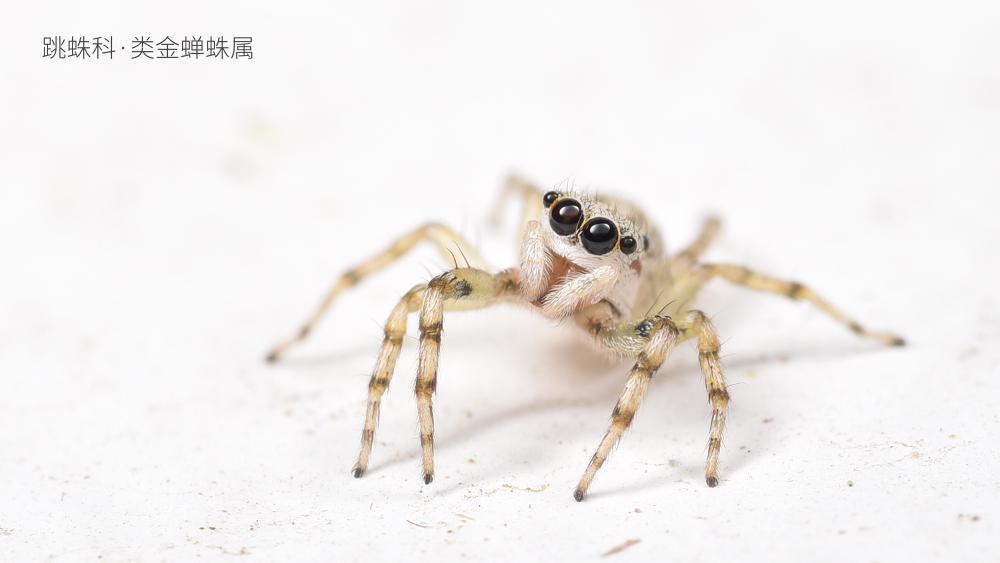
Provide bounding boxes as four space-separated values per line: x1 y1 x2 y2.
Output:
700 263 905 347
489 174 544 241
266 222 487 363
670 216 722 276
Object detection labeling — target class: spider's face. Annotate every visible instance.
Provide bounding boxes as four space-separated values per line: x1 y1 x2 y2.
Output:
540 190 648 272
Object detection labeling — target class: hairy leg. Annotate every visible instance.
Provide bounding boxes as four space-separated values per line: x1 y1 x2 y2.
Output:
266 222 487 362
633 216 721 318
489 173 544 240
670 216 722 277
574 315 680 501
699 263 905 346
677 310 729 487
352 283 424 477
352 267 519 478
415 268 519 484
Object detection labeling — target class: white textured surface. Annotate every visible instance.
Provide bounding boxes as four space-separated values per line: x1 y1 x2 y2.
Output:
2 1 999 561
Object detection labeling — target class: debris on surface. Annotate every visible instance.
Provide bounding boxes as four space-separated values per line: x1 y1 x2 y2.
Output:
464 483 549 499
601 538 640 557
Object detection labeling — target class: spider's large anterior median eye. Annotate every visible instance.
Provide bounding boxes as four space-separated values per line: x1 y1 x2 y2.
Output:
543 191 559 207
549 198 582 235
581 218 619 255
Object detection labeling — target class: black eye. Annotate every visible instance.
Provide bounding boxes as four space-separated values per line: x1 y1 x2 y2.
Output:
580 218 619 255
620 235 637 255
543 191 559 207
549 198 582 235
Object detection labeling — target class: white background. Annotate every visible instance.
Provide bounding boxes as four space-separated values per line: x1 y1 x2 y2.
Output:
2 1 998 561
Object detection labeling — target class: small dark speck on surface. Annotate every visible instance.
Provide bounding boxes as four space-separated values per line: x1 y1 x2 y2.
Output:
958 514 981 522
847 480 854 487
762 417 774 424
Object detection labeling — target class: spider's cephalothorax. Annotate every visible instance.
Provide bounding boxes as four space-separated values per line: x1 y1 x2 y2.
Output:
524 189 651 321
266 176 904 501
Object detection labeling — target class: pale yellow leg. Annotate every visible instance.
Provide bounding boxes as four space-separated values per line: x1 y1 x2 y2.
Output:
700 263 905 346
634 216 721 317
415 267 516 484
352 283 424 477
353 267 519 479
670 216 722 277
574 316 680 501
266 222 487 363
677 310 729 487
489 174 544 241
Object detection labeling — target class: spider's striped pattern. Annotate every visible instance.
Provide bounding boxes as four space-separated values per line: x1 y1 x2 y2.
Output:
267 176 903 501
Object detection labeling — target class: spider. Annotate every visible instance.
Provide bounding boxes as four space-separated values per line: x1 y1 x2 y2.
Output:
266 176 904 501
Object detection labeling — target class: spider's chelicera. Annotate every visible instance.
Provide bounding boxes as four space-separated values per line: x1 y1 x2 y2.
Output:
267 176 905 501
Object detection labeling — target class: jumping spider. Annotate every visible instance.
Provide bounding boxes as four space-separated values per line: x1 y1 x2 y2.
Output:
266 176 904 501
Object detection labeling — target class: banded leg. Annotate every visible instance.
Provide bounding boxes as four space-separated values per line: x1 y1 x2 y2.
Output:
678 310 729 487
700 263 905 347
266 222 487 363
352 283 425 477
353 268 517 478
670 216 722 277
416 268 517 484
574 316 680 501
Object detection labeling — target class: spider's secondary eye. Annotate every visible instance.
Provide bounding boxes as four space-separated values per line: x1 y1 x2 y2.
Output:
620 235 637 255
643 235 650 251
580 218 619 255
543 191 559 207
549 199 582 235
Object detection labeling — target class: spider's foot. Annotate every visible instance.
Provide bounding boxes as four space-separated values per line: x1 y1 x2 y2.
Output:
352 466 365 479
706 475 719 488
573 488 585 502
423 473 434 485
850 323 906 348
265 350 281 364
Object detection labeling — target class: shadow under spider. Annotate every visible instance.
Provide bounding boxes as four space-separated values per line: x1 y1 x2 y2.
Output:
276 322 902 498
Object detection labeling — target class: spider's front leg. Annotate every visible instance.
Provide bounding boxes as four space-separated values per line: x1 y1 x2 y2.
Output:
351 266 518 482
415 267 518 484
676 310 730 488
574 315 680 501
